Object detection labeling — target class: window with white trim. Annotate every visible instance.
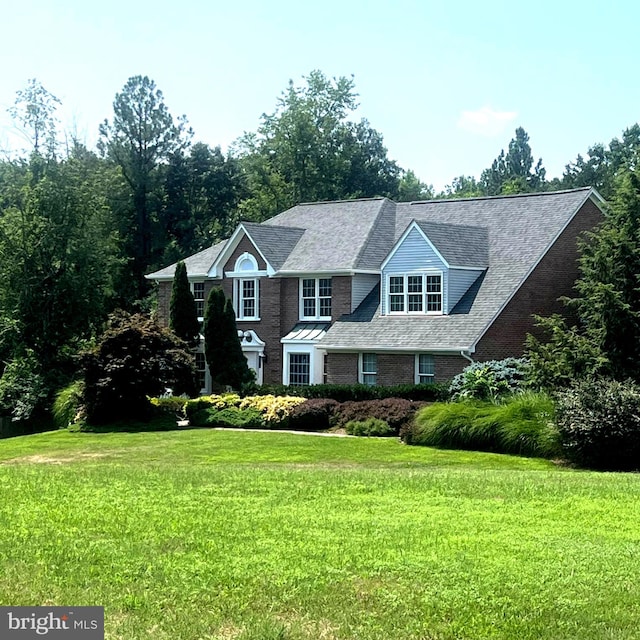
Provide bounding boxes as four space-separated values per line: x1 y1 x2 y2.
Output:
300 278 332 320
387 273 442 314
192 282 205 319
360 353 377 386
416 354 435 384
289 353 310 386
235 278 259 320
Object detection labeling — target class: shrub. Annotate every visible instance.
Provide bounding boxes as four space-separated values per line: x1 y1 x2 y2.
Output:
555 378 640 470
345 417 393 437
333 398 425 435
149 396 189 419
191 406 264 429
288 399 340 431
406 392 559 458
239 394 306 427
81 312 197 424
52 380 85 429
246 383 449 403
185 393 304 429
449 358 529 401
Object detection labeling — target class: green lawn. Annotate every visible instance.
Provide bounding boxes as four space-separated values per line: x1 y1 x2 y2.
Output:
1 428 639 640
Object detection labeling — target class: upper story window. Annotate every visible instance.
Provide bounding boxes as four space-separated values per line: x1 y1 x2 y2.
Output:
387 273 442 314
300 277 332 320
192 282 205 319
232 253 260 321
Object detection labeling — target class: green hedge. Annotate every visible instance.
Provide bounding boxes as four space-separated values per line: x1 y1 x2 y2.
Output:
245 382 449 403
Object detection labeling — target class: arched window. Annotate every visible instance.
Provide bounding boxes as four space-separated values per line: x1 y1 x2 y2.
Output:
233 253 260 320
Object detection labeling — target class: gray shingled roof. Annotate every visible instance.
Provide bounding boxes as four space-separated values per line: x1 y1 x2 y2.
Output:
413 220 489 268
241 222 305 270
146 240 226 279
320 188 597 352
261 198 393 272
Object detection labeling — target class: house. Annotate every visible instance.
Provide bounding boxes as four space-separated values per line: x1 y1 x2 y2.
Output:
147 187 604 391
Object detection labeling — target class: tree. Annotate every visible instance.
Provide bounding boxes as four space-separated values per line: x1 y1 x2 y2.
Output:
203 287 252 390
160 143 246 260
526 168 640 387
398 169 433 202
480 127 546 195
98 75 192 300
169 261 200 347
81 311 197 424
234 70 401 219
8 78 61 158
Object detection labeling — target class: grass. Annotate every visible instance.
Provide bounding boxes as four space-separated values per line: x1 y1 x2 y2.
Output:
1 428 640 639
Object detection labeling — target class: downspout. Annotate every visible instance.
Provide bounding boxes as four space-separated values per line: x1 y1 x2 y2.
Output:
460 350 474 365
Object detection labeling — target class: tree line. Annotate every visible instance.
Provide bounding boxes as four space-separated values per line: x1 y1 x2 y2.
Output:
2 71 640 426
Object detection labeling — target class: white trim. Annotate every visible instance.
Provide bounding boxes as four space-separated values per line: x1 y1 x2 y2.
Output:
299 277 332 321
414 353 436 384
359 352 377 386
225 270 268 278
321 345 473 354
381 220 450 272
275 269 381 277
385 271 444 316
233 277 260 322
208 224 275 278
470 189 603 351
282 344 326 385
449 265 486 271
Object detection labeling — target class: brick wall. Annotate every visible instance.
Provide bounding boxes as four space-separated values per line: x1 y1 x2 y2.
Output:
157 281 172 327
326 353 359 384
474 198 603 361
223 236 267 272
331 276 352 321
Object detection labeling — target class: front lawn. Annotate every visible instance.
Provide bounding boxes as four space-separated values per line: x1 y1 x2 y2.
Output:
1 429 639 639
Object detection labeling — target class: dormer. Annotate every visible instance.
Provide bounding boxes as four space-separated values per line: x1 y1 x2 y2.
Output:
380 220 488 316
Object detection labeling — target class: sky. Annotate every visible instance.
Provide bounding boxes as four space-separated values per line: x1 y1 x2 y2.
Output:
0 0 638 192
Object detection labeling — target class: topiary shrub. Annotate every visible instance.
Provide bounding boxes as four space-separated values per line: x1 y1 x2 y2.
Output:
288 398 340 431
81 311 197 424
345 417 393 437
149 396 189 420
405 392 559 458
555 378 640 470
333 398 425 435
449 358 529 401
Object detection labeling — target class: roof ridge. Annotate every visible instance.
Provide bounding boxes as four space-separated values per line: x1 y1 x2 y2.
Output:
409 187 593 206
241 220 307 232
297 196 390 206
353 199 395 269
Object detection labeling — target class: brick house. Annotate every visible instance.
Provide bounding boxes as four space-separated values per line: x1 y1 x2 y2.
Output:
147 187 603 391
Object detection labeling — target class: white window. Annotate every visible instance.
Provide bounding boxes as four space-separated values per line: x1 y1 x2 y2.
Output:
235 278 259 320
416 354 435 384
289 353 310 386
387 273 442 315
192 282 205 319
360 353 377 386
300 278 332 320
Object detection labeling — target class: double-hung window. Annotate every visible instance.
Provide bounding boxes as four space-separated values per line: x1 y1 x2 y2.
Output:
416 354 435 384
236 278 258 320
192 282 205 319
387 273 442 314
300 278 332 320
360 353 377 386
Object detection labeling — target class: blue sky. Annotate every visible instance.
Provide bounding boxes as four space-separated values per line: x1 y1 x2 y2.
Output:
1 0 637 191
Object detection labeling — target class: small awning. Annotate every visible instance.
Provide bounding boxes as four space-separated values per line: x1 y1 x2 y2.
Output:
281 323 330 342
